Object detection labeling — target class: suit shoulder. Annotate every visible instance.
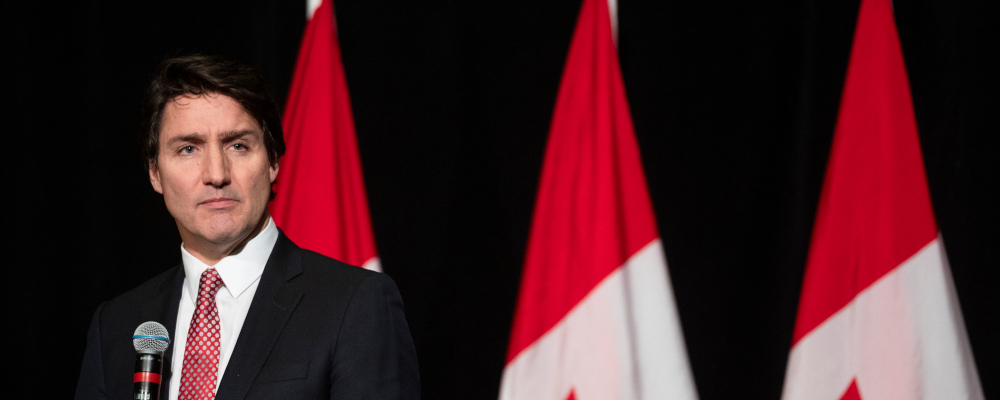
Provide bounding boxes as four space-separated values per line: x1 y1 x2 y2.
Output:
298 249 379 285
101 266 182 315
294 250 407 308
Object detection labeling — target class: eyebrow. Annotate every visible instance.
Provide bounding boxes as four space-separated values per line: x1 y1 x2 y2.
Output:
166 130 257 146
218 129 257 142
167 133 206 146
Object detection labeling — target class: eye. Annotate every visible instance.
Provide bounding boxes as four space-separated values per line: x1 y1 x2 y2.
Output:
232 143 247 151
180 146 195 154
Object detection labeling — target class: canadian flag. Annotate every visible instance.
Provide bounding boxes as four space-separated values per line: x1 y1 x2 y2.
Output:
780 0 983 399
269 0 380 271
499 0 698 398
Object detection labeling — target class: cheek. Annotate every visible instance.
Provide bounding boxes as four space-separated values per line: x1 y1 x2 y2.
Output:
240 162 276 199
159 168 199 203
156 174 191 221
257 167 275 196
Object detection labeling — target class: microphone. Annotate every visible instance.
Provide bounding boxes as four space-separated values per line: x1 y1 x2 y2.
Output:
132 321 170 400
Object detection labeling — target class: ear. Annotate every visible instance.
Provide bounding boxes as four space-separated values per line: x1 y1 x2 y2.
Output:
149 162 164 194
269 161 279 183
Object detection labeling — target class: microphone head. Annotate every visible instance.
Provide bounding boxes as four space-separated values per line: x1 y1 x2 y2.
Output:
133 321 170 353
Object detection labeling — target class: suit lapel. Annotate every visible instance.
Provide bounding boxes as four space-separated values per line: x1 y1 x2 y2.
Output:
139 265 184 398
216 232 305 400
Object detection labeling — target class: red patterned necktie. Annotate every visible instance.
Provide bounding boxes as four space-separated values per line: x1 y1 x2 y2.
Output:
178 268 224 400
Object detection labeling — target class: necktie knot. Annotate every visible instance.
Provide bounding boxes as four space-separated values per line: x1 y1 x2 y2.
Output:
198 268 225 299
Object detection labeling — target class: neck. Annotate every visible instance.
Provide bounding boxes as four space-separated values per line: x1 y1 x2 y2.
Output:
181 214 270 266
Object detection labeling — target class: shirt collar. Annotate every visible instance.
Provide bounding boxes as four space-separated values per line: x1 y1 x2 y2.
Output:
180 217 279 304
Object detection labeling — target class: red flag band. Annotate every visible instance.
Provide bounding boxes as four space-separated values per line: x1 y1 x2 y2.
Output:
780 0 983 398
270 0 381 272
499 0 697 398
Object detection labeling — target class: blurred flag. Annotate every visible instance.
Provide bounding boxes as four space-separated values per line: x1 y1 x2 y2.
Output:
499 0 698 398
780 0 983 398
270 0 380 271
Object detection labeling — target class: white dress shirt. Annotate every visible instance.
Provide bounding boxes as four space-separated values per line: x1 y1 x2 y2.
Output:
168 217 279 400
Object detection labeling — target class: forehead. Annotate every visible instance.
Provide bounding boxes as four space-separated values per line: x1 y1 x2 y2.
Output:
160 93 260 140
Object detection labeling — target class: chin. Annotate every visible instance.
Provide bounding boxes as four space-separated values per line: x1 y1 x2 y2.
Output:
203 230 246 245
196 219 254 245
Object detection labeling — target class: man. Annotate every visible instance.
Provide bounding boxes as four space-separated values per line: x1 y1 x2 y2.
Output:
75 54 420 400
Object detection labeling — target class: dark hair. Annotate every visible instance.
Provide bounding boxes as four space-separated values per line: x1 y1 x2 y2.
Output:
140 54 285 168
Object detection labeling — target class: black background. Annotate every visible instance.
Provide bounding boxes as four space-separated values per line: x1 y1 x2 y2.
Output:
4 0 997 399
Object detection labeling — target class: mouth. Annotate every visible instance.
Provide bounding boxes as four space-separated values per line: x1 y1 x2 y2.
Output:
200 197 238 208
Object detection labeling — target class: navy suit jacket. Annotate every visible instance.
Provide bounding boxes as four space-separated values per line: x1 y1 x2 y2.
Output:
75 232 420 399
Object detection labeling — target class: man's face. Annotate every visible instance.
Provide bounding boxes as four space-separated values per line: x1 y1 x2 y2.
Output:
149 93 278 247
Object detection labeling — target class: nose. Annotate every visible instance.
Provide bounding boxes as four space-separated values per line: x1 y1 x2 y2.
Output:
202 144 231 188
